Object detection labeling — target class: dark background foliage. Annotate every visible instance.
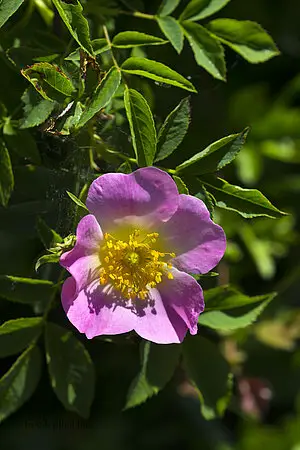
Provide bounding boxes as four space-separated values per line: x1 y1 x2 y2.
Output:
0 0 300 449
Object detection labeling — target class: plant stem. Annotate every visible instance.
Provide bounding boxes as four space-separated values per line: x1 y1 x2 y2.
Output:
118 10 156 20
132 11 156 20
157 166 177 174
102 25 120 71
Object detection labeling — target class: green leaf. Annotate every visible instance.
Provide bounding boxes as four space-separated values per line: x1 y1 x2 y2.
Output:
34 0 54 26
121 57 197 92
155 97 190 162
176 128 248 173
65 38 109 62
198 183 215 218
19 87 55 129
124 88 157 167
0 276 54 304
261 139 300 164
173 175 189 194
112 31 167 48
21 62 75 101
157 16 184 53
3 118 41 164
77 67 121 128
157 0 181 16
180 0 230 21
204 285 276 311
0 138 14 207
196 271 219 278
235 143 262 186
117 161 132 174
0 0 25 28
0 318 43 358
52 0 94 57
45 323 95 418
199 298 274 331
182 21 226 80
88 38 109 55
35 253 60 272
61 102 83 134
239 224 276 280
198 175 287 218
125 341 181 409
206 19 280 63
66 191 89 211
183 335 231 419
36 216 62 249
0 345 41 423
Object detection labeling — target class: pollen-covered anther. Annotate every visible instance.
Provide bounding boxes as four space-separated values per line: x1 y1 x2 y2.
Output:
99 229 175 300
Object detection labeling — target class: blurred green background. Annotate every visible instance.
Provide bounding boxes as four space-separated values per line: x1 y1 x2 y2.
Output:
1 0 300 449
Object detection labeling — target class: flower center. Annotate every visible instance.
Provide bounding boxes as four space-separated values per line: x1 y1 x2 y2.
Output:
99 229 175 300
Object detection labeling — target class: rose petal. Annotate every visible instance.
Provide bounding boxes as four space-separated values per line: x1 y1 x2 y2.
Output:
61 276 77 312
61 277 189 344
62 278 136 339
160 195 226 274
134 288 188 344
86 167 179 231
60 214 103 292
158 268 204 335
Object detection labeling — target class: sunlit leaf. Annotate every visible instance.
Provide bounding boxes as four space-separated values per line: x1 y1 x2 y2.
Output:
156 97 190 162
173 175 189 194
206 19 279 63
19 87 55 129
124 87 157 167
204 285 276 311
180 0 230 21
235 143 263 186
21 62 75 101
239 224 276 280
35 253 60 272
197 175 287 218
0 0 25 28
77 67 121 128
121 57 197 92
34 0 54 26
52 0 94 56
176 128 248 173
199 297 274 330
157 0 181 16
157 16 184 53
182 21 226 80
66 191 89 211
112 31 167 48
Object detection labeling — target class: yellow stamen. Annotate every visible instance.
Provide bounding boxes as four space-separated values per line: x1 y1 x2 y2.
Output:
99 229 175 300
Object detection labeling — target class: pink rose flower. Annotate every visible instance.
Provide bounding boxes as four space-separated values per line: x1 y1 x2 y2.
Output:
60 167 226 344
